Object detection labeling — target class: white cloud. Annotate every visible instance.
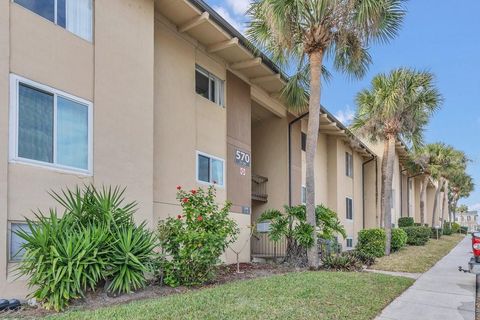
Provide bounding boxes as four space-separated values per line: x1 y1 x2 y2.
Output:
334 105 355 125
226 0 251 15
469 203 480 211
213 6 245 33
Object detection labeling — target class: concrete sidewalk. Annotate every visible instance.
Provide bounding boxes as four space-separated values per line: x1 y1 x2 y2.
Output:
376 236 475 320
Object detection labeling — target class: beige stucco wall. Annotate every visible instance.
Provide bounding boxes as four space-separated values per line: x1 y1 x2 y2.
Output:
363 158 378 229
251 115 289 220
0 0 11 299
1 0 156 299
152 16 252 263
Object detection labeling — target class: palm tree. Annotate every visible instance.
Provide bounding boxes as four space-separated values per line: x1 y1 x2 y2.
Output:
247 0 406 268
420 143 467 227
352 68 442 255
449 171 474 222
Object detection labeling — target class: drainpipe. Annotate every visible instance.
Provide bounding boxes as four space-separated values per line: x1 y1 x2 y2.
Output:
288 112 309 207
362 156 376 229
400 168 408 218
406 171 424 217
375 157 379 226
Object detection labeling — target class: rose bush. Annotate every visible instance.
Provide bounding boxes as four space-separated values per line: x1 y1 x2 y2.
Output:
158 185 238 287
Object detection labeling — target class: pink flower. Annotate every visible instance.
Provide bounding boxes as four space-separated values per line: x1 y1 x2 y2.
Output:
191 189 197 195
177 214 182 219
197 216 203 221
176 185 182 190
182 198 189 203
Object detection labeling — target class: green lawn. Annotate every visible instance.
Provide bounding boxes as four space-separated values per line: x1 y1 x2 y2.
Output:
371 234 465 273
48 272 413 320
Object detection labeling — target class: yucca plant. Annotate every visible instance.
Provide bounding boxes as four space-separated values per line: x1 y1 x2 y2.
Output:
16 211 109 311
106 223 157 294
16 185 157 311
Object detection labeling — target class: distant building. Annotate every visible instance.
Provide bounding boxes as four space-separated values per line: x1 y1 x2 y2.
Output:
455 211 479 232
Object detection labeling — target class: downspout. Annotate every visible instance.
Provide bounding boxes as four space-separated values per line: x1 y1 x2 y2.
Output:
375 157 379 226
288 112 309 207
362 156 376 229
400 168 408 217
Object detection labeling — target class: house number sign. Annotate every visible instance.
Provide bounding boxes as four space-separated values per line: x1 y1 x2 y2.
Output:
235 149 251 167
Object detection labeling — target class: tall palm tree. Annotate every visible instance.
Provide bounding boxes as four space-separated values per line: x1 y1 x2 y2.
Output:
449 171 474 222
352 68 442 255
247 0 406 268
421 143 467 227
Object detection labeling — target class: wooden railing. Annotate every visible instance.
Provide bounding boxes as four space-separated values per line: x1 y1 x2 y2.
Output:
252 174 268 202
251 233 287 257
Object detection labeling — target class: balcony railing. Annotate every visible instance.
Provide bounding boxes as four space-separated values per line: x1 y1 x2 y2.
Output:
251 233 287 258
252 174 268 202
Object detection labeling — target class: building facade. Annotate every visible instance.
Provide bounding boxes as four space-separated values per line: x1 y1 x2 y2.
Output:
0 0 438 298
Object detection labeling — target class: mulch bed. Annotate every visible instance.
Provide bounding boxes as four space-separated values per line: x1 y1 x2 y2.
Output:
1 263 298 319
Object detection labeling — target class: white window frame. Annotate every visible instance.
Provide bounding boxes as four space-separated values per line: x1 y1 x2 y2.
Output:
195 65 225 107
9 74 93 175
301 185 306 204
346 197 353 221
12 0 93 42
8 221 30 262
196 151 225 188
346 152 353 178
346 237 353 249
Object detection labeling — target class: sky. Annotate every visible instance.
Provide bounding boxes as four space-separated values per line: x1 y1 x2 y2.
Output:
205 0 480 211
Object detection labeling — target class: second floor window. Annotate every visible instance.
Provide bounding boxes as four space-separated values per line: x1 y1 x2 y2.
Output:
10 75 92 173
301 185 306 204
345 152 353 177
14 0 93 42
346 197 353 220
196 151 224 187
301 132 306 151
195 65 224 107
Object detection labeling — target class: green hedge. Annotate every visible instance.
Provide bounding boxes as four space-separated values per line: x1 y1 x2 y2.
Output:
401 226 431 246
398 217 414 228
451 222 461 233
391 228 408 251
357 229 385 257
443 222 453 236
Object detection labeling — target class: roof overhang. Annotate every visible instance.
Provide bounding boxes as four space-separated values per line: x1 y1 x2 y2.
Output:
155 0 286 95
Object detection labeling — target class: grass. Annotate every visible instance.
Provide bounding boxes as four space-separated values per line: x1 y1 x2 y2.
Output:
371 233 465 273
48 272 413 320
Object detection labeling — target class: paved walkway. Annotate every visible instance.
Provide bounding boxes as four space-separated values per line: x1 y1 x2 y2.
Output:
376 236 475 320
365 269 422 280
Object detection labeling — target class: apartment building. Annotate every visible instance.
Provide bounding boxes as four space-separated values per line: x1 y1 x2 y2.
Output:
0 0 428 298
455 211 479 232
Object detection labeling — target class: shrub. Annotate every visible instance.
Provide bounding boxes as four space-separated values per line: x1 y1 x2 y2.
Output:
460 226 468 234
398 217 414 228
391 228 408 251
17 213 108 311
401 226 431 246
321 250 375 271
431 227 443 239
259 204 346 267
158 186 238 287
106 224 157 294
414 223 429 227
348 250 376 266
451 222 461 233
16 185 156 311
357 229 385 258
321 252 362 271
442 223 453 236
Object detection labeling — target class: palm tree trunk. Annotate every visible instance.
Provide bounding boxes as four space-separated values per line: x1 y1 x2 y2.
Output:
441 180 449 227
383 135 396 256
419 175 429 225
380 139 389 227
305 50 323 269
431 177 445 227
